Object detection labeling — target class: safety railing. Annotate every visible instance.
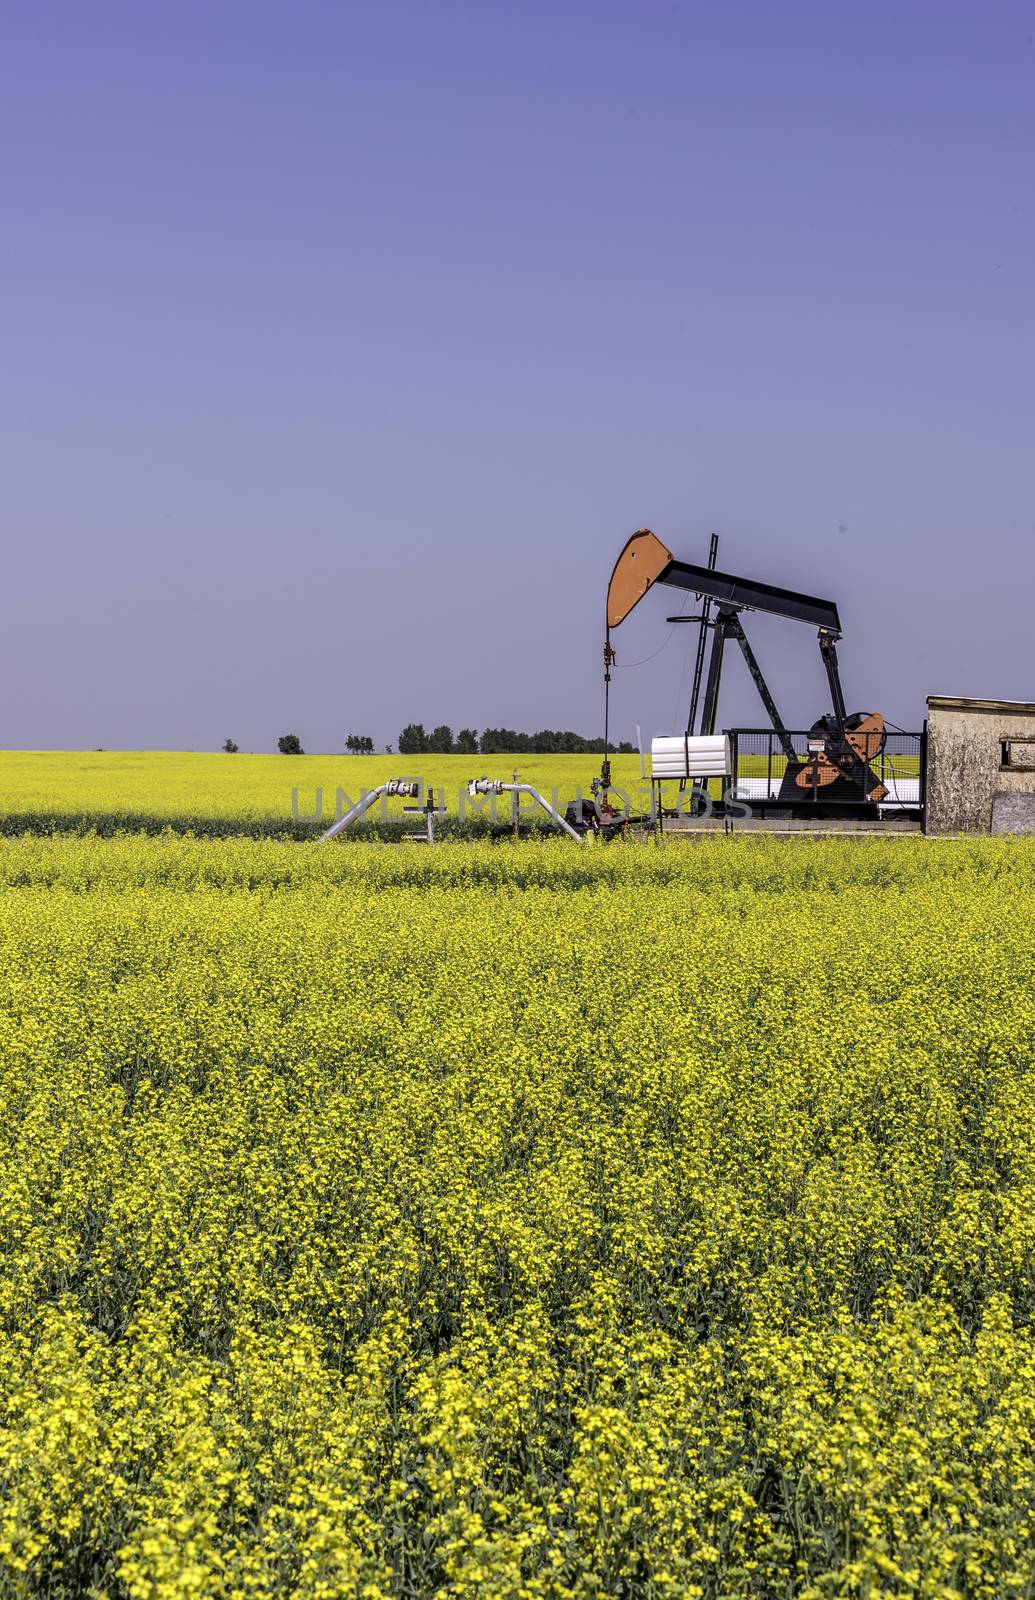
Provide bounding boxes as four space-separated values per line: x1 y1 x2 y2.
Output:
725 727 926 818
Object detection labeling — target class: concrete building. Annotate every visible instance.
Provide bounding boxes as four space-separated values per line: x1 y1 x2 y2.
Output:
926 696 1035 834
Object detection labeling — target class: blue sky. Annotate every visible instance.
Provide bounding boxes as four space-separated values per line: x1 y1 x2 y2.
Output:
2 1 1032 750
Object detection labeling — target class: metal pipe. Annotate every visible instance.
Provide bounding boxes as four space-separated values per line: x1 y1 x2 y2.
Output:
319 780 419 841
468 779 584 842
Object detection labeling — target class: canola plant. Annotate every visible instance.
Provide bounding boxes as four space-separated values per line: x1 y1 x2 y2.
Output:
1 833 1035 1598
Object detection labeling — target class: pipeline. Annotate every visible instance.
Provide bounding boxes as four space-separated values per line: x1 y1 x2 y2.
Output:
467 778 584 842
318 780 420 842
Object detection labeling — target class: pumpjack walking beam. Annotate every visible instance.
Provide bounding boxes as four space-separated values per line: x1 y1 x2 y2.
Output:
607 529 842 636
606 529 848 743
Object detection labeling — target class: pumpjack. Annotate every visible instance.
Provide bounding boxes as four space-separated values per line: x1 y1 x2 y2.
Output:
603 529 887 812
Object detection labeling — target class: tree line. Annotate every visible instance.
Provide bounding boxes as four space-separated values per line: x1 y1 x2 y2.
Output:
225 728 635 755
224 734 379 755
398 724 634 755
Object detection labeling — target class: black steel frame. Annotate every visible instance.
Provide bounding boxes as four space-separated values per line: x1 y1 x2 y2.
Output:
669 606 848 746
685 533 719 738
648 544 907 821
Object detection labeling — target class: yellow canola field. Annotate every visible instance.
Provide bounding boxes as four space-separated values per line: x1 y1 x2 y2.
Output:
0 751 649 832
2 833 1035 1598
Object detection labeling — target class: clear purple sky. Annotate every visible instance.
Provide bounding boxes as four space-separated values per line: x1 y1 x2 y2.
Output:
3 1 1032 752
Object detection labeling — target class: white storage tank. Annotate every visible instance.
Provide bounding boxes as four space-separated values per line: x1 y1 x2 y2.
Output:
651 734 730 779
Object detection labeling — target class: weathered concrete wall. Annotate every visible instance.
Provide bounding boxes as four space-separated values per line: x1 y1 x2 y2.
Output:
991 794 1035 834
926 696 1035 834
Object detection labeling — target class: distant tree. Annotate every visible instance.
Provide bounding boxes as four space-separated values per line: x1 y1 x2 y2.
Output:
384 743 393 754
428 724 454 754
617 740 635 754
481 727 521 754
346 734 375 754
278 733 304 755
222 738 239 753
455 728 479 755
398 723 429 755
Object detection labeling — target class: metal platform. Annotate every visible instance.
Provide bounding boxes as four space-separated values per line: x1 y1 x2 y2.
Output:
653 813 922 836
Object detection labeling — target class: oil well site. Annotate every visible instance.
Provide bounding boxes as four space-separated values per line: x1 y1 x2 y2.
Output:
6 5 1035 1598
320 527 1035 846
